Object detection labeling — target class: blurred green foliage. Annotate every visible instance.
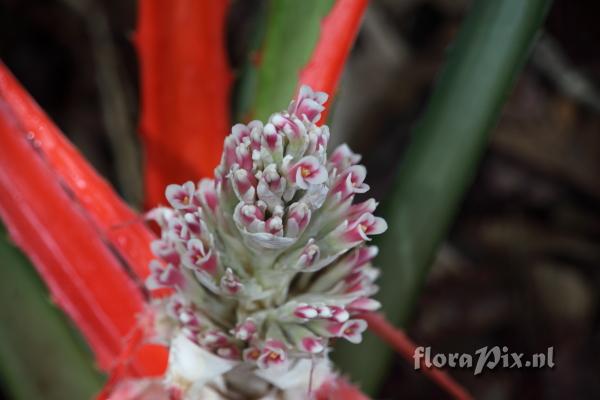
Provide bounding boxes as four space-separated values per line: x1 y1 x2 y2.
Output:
0 225 103 399
252 0 334 121
334 0 552 394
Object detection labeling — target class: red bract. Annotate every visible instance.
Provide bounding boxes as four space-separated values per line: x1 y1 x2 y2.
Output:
314 378 370 400
0 63 166 377
136 0 232 209
299 0 369 124
0 63 156 281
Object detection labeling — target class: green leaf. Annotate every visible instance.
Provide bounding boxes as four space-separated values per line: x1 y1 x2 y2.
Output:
0 226 103 399
334 0 552 394
251 0 334 121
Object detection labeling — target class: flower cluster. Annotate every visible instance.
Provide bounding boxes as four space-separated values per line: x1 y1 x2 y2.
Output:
147 86 387 398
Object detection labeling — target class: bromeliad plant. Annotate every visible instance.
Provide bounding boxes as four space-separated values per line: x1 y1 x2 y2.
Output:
0 0 549 398
140 86 386 398
0 1 384 398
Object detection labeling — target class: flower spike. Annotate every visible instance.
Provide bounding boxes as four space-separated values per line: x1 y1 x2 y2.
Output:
143 86 387 398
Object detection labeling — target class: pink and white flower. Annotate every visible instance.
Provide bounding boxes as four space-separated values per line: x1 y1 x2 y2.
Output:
182 238 217 275
288 155 328 189
220 268 243 295
329 143 361 172
257 340 288 369
146 260 184 290
233 319 257 341
165 181 198 211
339 319 368 344
294 304 319 320
289 85 328 123
343 213 388 244
285 201 311 237
300 336 325 354
331 165 370 201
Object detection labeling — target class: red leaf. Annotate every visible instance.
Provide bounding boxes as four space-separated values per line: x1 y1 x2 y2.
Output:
0 63 167 376
136 0 232 209
299 0 369 123
0 63 156 281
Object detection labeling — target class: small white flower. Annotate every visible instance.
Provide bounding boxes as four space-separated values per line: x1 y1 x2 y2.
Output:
165 334 238 394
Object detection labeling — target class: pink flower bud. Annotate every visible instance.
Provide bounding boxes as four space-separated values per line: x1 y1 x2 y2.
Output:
326 321 344 336
220 268 243 295
344 271 363 286
295 239 320 270
235 142 253 171
289 85 328 123
300 337 324 354
331 165 369 201
308 125 330 154
183 211 202 235
197 179 218 213
247 120 264 152
222 136 239 170
231 167 257 203
347 198 378 220
262 164 285 191
329 306 350 323
234 319 257 341
318 306 333 319
266 216 284 236
177 308 200 329
329 144 361 172
230 123 252 142
216 344 240 360
262 123 282 152
201 330 229 348
271 114 304 141
147 260 184 290
271 114 308 159
286 202 311 237
343 213 388 244
347 297 381 313
257 165 286 211
288 156 328 190
235 203 266 233
182 238 217 275
294 304 319 319
351 246 379 271
150 239 180 265
167 217 191 241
